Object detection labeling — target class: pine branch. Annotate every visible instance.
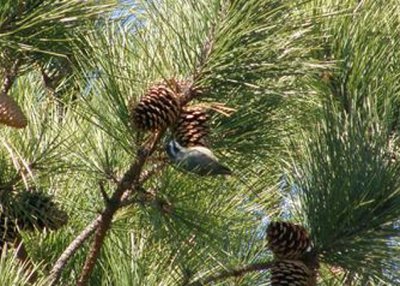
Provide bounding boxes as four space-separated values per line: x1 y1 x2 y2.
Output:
49 215 103 285
186 262 273 285
49 158 167 285
139 161 168 184
76 131 163 286
119 161 167 201
119 187 160 208
191 24 216 85
51 64 200 283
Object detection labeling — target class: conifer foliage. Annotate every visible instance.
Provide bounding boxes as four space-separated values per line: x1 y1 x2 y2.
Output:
0 0 400 286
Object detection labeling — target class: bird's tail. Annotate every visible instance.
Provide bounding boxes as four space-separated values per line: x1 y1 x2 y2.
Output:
218 164 232 175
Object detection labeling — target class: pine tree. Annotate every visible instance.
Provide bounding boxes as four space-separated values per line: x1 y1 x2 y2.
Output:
0 0 400 285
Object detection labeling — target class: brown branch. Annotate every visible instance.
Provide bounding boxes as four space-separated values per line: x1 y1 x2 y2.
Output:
76 132 163 286
49 181 160 285
139 161 168 184
118 188 174 215
186 262 273 286
50 65 199 285
98 181 110 204
50 144 162 285
119 187 156 208
193 25 215 79
120 159 167 203
120 161 162 203
49 215 103 285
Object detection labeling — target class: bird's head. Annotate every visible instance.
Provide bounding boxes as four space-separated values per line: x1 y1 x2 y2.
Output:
165 140 184 162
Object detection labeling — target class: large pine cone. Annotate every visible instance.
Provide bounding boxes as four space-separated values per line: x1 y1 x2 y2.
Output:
271 260 315 286
267 221 313 260
174 106 209 147
130 80 182 131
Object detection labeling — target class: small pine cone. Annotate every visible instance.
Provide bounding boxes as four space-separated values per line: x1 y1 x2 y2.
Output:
271 260 314 286
130 80 182 131
15 190 68 231
174 106 209 147
0 95 27 128
267 221 312 260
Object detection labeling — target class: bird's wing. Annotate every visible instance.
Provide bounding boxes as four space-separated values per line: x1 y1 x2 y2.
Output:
189 147 218 160
181 149 214 168
185 149 231 175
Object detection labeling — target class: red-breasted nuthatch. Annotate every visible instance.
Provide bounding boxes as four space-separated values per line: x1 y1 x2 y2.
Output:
165 140 232 176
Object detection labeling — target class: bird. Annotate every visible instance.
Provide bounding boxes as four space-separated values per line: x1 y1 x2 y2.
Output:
165 140 232 176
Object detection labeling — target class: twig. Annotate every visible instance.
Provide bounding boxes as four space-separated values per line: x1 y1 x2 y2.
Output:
194 102 236 117
49 215 103 285
120 161 167 203
118 188 174 216
99 181 110 204
192 25 215 83
186 262 273 286
179 22 217 106
139 161 168 184
119 187 156 208
76 132 163 286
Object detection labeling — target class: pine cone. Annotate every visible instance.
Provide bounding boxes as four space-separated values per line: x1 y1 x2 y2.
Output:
267 221 313 260
0 95 27 128
271 260 314 286
174 106 209 147
130 80 182 131
14 190 68 231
